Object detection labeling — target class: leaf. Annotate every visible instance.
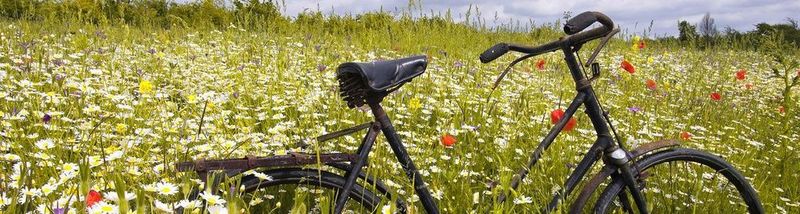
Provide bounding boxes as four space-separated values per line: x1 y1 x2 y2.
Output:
290 202 307 214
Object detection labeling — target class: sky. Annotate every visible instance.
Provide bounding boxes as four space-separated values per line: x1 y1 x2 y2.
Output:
271 0 800 37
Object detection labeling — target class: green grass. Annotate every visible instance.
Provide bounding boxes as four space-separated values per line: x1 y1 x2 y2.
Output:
0 8 798 214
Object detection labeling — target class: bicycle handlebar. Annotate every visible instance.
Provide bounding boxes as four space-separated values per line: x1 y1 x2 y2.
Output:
479 40 562 63
479 43 509 63
563 11 613 35
478 11 614 64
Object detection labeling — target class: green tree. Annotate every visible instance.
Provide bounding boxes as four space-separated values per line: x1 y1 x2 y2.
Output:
678 20 698 42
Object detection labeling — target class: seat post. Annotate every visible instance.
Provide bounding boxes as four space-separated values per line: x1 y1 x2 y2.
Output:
367 100 440 213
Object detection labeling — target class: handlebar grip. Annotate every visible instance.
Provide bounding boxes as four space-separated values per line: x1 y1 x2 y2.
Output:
479 43 509 63
564 11 613 35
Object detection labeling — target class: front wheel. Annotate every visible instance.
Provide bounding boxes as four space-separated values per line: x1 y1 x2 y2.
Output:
594 148 763 213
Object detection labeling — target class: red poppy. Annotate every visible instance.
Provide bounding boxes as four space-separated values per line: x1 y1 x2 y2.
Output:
680 131 692 141
550 109 577 131
621 60 635 74
441 134 457 147
536 59 546 70
638 40 646 49
710 92 722 101
645 79 657 90
735 70 746 80
779 106 785 114
87 190 102 207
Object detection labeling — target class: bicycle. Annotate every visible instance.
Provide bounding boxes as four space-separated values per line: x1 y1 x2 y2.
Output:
176 11 764 213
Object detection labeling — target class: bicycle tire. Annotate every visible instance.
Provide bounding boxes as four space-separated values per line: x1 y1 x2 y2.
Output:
593 148 763 213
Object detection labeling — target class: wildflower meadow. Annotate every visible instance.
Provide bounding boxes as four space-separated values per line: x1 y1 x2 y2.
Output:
0 1 798 213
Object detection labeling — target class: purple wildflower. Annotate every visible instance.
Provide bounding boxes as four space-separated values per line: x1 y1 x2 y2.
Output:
42 114 52 123
53 207 65 214
52 59 65 67
95 30 106 39
317 64 327 72
627 107 642 113
454 61 463 68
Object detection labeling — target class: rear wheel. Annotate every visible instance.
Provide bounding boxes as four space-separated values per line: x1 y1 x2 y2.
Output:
181 168 399 213
594 148 763 213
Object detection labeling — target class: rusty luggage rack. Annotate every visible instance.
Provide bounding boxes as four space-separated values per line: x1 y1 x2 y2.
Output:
175 152 358 173
174 122 374 180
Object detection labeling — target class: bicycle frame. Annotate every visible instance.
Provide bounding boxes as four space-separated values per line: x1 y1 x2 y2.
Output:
334 99 440 214
334 36 652 213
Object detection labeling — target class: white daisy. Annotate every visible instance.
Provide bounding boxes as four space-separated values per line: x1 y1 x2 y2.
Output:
35 139 55 150
251 171 273 181
199 192 226 205
61 162 78 173
207 205 228 214
155 182 178 196
89 201 119 214
177 199 201 209
513 195 533 204
40 183 57 196
104 191 136 202
154 200 174 213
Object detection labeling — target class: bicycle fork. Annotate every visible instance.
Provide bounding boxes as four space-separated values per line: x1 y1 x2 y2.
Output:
606 146 649 214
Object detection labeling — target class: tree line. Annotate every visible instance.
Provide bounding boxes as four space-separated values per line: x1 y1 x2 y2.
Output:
676 12 800 49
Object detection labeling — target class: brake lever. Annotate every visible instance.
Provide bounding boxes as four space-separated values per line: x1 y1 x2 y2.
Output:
584 27 620 67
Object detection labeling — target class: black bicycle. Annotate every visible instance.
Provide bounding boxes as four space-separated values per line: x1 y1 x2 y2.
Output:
176 11 764 213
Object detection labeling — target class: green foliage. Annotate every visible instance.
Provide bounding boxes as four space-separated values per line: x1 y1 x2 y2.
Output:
676 16 800 50
678 20 699 42
761 30 800 124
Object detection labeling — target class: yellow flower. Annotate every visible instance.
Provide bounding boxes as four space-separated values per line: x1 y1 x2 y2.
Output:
207 101 215 111
647 57 655 64
139 80 153 94
408 97 421 110
187 94 197 104
116 123 128 134
631 35 642 52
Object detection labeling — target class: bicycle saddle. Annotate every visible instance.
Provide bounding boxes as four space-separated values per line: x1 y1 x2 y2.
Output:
337 55 427 108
